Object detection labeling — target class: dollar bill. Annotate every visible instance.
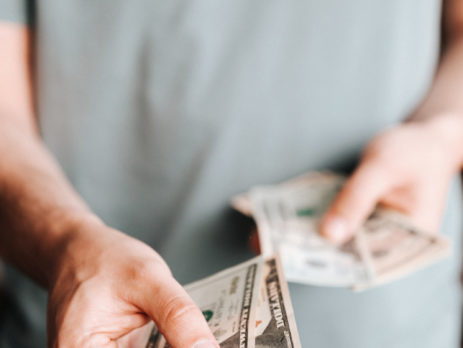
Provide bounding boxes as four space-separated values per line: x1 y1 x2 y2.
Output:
233 171 450 289
255 256 301 348
144 255 301 348
353 209 449 290
231 172 333 218
250 172 372 287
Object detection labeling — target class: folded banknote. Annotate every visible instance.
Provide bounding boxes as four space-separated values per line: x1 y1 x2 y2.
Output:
232 171 450 290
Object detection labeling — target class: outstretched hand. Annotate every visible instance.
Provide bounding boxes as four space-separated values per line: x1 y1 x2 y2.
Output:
47 222 218 348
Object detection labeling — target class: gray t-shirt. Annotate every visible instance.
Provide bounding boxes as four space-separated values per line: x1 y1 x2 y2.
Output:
1 1 461 347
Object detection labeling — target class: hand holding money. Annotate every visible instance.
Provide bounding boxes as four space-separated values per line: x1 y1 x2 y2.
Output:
46 224 218 348
232 171 450 289
321 121 460 244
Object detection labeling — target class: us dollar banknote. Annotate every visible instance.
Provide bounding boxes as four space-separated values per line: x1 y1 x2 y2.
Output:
255 256 301 348
144 255 300 347
232 171 450 289
353 209 449 290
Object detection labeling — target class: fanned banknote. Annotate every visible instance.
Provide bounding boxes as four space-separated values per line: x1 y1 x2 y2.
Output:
232 171 450 289
144 255 301 348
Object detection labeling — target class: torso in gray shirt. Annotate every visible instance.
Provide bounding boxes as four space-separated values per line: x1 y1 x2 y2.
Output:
1 1 461 347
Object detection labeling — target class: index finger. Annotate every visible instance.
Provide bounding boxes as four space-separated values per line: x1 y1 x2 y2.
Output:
321 162 393 243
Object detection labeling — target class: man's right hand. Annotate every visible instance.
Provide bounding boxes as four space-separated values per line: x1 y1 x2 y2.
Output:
47 218 218 348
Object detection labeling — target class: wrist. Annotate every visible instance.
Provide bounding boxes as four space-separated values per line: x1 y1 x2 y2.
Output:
410 112 463 173
45 211 108 288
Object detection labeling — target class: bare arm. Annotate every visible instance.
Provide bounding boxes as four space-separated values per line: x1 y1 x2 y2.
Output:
0 22 217 348
0 22 94 286
408 0 463 155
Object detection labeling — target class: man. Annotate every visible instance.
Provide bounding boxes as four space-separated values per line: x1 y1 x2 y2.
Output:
1 0 463 347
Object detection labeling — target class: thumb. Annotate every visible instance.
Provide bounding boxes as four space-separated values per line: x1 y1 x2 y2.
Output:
134 268 219 348
321 162 392 243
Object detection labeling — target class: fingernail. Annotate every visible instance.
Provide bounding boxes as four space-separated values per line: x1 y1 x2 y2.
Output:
192 339 218 348
324 216 347 243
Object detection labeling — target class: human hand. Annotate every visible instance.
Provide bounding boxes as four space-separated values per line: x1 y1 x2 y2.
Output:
321 115 463 244
47 220 218 348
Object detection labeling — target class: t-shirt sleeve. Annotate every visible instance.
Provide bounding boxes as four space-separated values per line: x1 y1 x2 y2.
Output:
0 0 35 25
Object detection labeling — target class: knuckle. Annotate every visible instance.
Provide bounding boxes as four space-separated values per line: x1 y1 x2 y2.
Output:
133 257 170 282
363 145 395 171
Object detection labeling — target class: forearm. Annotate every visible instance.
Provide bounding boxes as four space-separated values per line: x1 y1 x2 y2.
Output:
0 23 108 289
413 36 463 118
0 117 101 288
409 35 463 171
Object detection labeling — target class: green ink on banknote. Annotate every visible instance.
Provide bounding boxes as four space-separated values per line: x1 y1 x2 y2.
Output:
296 207 316 217
202 310 213 322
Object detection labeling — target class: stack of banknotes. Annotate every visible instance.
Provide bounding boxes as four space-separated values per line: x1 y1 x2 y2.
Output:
142 171 449 347
144 255 301 348
232 171 450 290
